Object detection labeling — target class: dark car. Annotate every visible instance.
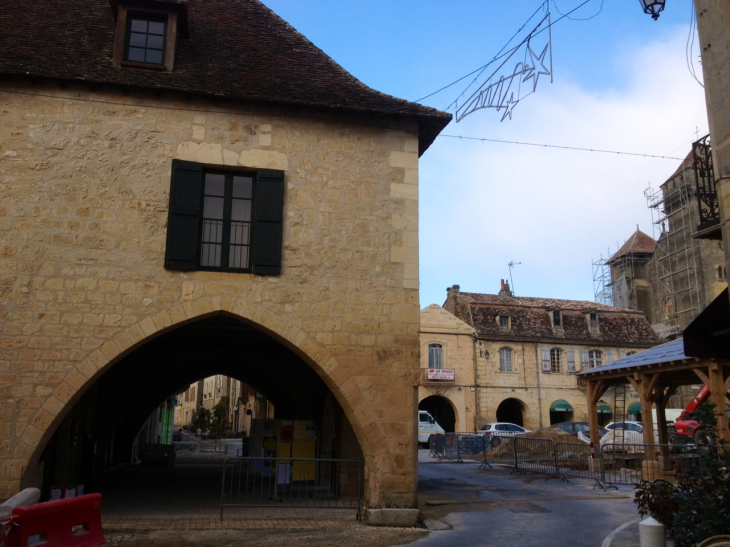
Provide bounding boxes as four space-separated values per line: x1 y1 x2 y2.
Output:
552 421 607 438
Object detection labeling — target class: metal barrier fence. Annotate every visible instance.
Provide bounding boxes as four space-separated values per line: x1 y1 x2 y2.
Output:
426 434 716 489
220 457 362 519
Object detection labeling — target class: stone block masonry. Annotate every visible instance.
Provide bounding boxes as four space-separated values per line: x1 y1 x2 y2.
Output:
0 78 423 507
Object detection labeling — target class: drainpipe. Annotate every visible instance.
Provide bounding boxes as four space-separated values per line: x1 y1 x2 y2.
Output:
472 334 480 431
535 344 543 428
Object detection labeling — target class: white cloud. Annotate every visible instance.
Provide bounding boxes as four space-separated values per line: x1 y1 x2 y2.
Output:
418 27 708 308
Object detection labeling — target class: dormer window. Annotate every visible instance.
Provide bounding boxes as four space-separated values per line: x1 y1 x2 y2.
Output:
112 3 184 72
552 309 562 327
126 14 167 65
499 314 509 328
589 312 599 330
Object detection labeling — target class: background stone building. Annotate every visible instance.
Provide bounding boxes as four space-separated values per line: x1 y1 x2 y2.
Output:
440 283 660 431
599 152 727 341
0 0 450 511
418 304 477 433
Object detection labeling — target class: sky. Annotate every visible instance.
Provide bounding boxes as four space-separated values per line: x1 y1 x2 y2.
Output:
260 0 709 308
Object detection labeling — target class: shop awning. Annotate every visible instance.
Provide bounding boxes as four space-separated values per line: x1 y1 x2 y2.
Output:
597 403 612 414
550 400 572 413
627 402 642 414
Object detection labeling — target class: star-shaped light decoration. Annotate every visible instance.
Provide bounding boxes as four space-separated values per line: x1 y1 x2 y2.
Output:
522 42 551 93
500 93 518 122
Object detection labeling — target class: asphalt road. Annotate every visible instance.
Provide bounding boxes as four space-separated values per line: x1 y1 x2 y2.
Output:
404 450 644 547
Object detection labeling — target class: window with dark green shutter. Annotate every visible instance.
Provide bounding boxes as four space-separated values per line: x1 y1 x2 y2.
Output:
164 160 284 275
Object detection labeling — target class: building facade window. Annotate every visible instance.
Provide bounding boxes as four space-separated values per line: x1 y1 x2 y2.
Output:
553 309 562 327
125 13 167 65
499 347 513 372
588 350 602 369
200 172 253 270
428 344 443 369
165 160 285 275
589 312 599 330
499 314 509 328
718 265 727 280
550 348 561 373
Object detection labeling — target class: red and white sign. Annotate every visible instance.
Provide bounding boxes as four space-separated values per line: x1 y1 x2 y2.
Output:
427 368 455 380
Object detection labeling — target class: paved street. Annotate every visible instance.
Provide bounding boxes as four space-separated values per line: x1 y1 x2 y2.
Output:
408 450 644 547
98 451 648 546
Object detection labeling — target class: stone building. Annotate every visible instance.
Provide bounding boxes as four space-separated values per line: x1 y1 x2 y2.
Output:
0 0 451 513
174 375 273 435
418 304 477 433
437 284 660 431
605 152 727 340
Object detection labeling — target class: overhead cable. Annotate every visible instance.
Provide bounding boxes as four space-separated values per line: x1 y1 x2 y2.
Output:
438 134 683 160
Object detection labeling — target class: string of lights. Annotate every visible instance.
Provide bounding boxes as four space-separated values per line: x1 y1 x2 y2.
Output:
438 133 683 160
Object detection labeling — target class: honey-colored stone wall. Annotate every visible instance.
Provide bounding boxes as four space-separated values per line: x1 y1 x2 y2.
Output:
0 78 422 505
478 340 640 430
418 304 477 432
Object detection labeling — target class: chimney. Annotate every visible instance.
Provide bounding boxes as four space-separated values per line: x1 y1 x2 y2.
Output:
444 284 460 313
498 279 513 297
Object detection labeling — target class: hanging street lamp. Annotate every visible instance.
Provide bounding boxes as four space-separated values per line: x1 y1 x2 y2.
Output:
639 0 666 20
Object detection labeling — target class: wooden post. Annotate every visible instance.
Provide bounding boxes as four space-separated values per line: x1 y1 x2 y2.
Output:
708 362 730 443
693 361 730 444
586 381 601 448
655 385 676 471
586 379 609 448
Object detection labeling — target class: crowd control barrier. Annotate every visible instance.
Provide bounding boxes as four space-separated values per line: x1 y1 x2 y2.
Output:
3 493 105 547
220 457 362 519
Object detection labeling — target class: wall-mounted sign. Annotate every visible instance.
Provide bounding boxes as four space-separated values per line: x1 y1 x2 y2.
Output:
427 368 455 381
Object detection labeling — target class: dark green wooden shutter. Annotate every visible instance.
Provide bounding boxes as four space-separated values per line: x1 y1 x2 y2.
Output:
164 160 203 270
252 169 285 276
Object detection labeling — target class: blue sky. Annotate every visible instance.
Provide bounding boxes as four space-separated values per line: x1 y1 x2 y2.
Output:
261 0 708 307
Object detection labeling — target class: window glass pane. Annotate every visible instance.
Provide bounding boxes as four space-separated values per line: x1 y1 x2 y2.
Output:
229 222 250 245
231 199 251 222
205 174 225 196
145 49 163 64
233 177 253 198
200 243 221 267
148 21 165 35
129 33 146 47
496 425 507 431
127 47 145 62
420 415 428 422
147 34 164 49
228 245 249 269
203 196 224 219
202 220 222 243
130 19 148 32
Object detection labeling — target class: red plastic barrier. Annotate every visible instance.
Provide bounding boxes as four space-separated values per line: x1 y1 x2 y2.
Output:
6 493 106 546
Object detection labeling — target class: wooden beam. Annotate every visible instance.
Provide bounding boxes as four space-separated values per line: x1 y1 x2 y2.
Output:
693 367 711 387
708 366 730 444
646 372 661 398
638 374 656 447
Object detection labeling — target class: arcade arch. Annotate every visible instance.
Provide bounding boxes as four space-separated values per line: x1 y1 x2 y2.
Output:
17 297 398 506
418 395 457 433
496 398 527 428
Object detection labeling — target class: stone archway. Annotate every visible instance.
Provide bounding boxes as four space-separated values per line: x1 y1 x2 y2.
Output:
17 296 395 505
496 398 526 427
418 395 457 433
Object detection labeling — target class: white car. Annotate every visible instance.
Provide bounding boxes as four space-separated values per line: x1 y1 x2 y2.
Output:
479 422 532 447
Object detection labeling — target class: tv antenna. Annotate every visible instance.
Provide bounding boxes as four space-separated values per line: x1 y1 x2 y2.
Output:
508 260 521 295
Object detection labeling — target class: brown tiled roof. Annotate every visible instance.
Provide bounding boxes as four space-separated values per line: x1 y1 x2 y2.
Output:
446 291 659 346
609 230 656 262
0 0 451 156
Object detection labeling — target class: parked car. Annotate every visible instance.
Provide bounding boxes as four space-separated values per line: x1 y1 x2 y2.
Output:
479 422 532 447
552 421 607 438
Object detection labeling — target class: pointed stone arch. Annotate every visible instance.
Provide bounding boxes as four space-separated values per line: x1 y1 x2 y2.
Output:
19 295 383 500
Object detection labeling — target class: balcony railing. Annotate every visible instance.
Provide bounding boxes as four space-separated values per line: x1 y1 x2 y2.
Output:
421 368 455 383
693 134 721 239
